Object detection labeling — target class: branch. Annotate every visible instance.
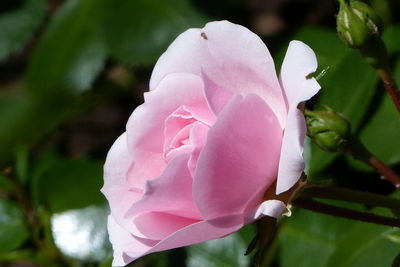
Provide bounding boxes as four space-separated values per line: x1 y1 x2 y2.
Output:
292 197 400 228
377 68 400 113
301 186 400 209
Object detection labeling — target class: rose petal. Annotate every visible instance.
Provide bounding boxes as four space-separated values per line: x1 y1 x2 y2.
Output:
109 201 284 266
107 215 152 267
163 106 213 161
279 40 320 104
101 133 144 237
124 214 246 265
200 21 287 125
150 20 287 127
126 73 209 190
251 200 286 220
149 28 206 90
188 122 209 177
134 212 199 240
126 154 200 220
193 94 282 220
276 40 321 194
201 71 234 115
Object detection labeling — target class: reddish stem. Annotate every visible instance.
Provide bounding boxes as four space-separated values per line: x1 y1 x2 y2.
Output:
377 68 400 113
293 198 400 227
369 156 400 189
345 137 400 189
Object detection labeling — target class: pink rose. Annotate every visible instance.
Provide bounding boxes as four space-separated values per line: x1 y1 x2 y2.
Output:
102 20 320 266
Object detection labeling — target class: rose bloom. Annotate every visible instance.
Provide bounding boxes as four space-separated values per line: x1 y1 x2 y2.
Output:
102 20 320 266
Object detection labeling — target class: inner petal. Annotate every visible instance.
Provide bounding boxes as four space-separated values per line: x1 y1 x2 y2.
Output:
163 106 195 158
163 105 213 162
188 122 209 177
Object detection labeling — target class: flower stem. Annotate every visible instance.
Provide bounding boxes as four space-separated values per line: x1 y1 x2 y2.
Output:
369 156 400 189
301 185 400 209
292 197 400 227
377 67 400 113
344 137 400 189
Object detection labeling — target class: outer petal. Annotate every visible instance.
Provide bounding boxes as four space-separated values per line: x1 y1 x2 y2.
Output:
200 21 286 124
193 94 282 220
149 28 206 90
113 200 286 266
107 215 153 267
124 214 246 265
126 73 212 190
133 212 199 241
150 20 287 126
101 133 143 236
279 40 320 104
276 41 321 194
251 200 286 220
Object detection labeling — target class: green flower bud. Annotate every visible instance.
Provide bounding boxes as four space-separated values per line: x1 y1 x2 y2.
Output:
336 0 383 49
350 1 383 35
305 107 351 153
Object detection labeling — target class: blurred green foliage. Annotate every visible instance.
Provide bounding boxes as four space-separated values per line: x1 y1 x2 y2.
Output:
0 0 399 266
0 0 46 61
0 199 29 255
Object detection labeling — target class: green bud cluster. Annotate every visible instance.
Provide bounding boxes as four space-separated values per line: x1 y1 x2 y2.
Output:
305 107 351 153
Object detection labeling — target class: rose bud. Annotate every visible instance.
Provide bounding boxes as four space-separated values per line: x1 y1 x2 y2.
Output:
305 107 351 153
336 0 388 69
101 20 320 266
336 0 382 48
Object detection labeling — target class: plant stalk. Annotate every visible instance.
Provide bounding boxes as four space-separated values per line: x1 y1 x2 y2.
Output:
292 197 400 227
301 185 400 209
344 137 400 189
377 67 400 113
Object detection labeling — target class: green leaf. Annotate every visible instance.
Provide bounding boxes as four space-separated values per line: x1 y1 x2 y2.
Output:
326 224 400 267
27 0 106 94
0 173 12 192
317 51 377 130
0 91 75 166
100 0 207 65
382 25 400 54
280 198 400 267
186 225 254 267
0 199 29 254
32 153 105 213
278 208 351 267
0 92 31 166
0 0 110 165
0 0 46 62
358 59 400 165
290 27 378 177
14 144 29 184
51 204 112 261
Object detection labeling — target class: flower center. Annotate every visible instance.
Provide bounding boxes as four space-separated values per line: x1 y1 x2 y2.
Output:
163 106 198 161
